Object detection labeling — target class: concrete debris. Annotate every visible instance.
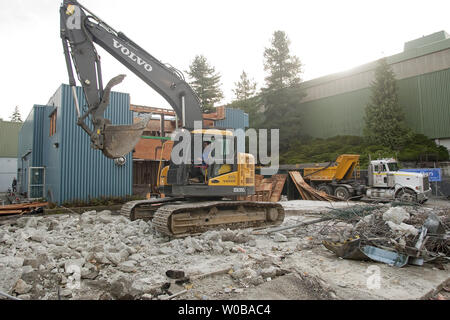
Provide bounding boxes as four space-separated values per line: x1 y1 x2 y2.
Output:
386 221 419 237
383 207 410 224
13 279 32 294
0 199 448 300
0 256 24 268
272 233 288 243
118 261 137 273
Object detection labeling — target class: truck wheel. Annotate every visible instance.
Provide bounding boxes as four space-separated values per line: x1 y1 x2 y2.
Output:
334 186 350 200
396 189 417 203
317 184 333 195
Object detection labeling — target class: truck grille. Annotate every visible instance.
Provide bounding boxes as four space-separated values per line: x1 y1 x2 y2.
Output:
423 176 430 191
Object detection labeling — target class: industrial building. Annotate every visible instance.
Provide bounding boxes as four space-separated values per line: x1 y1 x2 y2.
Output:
17 84 133 204
299 30 450 151
0 120 22 192
15 84 250 203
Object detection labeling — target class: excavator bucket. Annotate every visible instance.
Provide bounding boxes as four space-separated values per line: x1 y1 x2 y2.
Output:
102 118 149 159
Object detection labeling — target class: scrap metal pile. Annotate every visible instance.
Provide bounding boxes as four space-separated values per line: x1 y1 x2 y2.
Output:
237 174 287 202
289 171 342 202
321 204 449 267
0 203 48 217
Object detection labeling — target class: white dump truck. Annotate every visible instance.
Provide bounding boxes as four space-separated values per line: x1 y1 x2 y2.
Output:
303 155 432 203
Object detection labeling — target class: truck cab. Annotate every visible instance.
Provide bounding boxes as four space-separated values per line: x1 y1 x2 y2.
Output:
367 158 431 203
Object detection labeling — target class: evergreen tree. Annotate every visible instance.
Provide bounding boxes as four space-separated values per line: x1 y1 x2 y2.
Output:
233 71 257 101
263 31 302 92
260 31 305 153
186 55 224 113
364 58 412 150
10 106 22 122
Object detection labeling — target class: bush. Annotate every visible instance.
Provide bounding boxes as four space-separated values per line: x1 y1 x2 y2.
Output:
281 134 449 166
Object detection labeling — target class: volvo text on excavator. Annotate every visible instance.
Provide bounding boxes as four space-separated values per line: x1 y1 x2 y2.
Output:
60 0 285 237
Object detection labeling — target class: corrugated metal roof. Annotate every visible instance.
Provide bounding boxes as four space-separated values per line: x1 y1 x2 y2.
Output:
300 30 450 90
404 31 449 51
0 120 22 157
299 68 450 140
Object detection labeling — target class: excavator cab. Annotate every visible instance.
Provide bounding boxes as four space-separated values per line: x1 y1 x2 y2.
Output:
161 129 255 198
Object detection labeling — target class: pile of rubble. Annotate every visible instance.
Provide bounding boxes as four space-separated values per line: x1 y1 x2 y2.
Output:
318 204 449 267
0 201 448 300
0 210 298 300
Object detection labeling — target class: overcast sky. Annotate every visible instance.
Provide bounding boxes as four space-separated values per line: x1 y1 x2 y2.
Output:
1 0 450 121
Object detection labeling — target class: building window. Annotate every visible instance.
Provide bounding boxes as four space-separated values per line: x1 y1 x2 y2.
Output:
50 110 57 136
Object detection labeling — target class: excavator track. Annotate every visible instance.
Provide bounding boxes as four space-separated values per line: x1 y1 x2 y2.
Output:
120 197 183 221
153 201 284 237
121 199 285 237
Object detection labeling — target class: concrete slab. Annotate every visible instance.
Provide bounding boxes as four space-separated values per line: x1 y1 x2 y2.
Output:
282 245 449 300
279 200 368 216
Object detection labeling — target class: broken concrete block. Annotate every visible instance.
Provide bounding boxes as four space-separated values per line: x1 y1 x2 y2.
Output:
131 278 157 295
273 233 288 242
14 279 32 294
0 256 24 268
30 230 47 243
386 221 418 237
60 289 72 297
259 266 278 278
118 260 137 273
21 265 34 275
64 258 85 273
248 240 257 247
212 245 224 254
230 267 257 280
93 252 110 264
189 238 204 252
383 207 410 224
81 268 99 280
220 230 236 242
98 216 113 224
203 230 221 242
141 293 153 300
249 276 264 286
129 253 143 262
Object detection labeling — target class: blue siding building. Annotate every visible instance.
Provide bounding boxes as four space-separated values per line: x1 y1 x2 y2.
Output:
214 108 249 130
17 84 133 204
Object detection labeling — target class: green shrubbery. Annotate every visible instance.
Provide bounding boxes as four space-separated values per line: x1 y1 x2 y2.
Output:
281 134 449 167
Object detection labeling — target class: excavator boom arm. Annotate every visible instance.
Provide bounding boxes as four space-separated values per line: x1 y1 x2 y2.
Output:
60 0 203 158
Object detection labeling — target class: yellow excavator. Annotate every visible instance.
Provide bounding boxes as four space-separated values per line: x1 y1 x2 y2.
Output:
60 0 285 237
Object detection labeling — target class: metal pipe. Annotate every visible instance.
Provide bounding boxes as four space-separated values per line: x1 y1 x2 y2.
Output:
0 290 21 300
181 95 186 128
71 86 81 118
